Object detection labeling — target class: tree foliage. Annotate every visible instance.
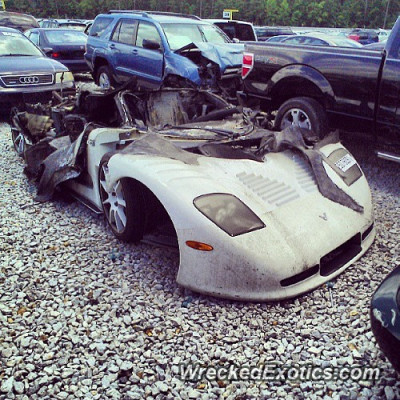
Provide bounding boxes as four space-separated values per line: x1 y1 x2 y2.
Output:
4 0 399 29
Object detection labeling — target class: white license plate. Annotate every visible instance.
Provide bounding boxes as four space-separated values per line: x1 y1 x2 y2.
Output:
335 154 357 172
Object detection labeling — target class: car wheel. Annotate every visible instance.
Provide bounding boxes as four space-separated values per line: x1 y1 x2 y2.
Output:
275 97 328 138
99 162 146 242
10 107 27 157
96 65 114 90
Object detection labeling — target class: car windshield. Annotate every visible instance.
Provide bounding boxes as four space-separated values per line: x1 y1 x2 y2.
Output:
161 23 229 51
44 30 87 44
0 31 42 56
59 23 86 31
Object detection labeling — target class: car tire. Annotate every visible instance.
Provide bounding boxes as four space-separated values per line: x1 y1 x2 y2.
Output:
96 65 115 90
10 107 27 157
99 161 146 242
275 97 328 138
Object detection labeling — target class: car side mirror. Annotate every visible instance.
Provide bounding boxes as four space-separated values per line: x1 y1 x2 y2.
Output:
232 38 240 43
142 39 161 51
42 47 53 56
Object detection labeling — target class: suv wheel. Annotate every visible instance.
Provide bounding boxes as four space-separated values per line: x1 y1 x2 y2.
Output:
96 65 114 89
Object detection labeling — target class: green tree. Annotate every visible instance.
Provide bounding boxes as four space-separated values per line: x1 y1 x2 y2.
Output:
4 0 400 28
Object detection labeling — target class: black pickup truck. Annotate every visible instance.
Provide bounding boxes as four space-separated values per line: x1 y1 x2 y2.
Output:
240 17 400 163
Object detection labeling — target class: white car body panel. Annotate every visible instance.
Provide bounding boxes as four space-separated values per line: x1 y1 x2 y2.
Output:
65 126 375 301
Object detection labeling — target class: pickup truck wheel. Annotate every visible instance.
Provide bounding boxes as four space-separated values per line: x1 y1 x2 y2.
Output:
99 163 146 242
96 66 114 90
275 97 328 138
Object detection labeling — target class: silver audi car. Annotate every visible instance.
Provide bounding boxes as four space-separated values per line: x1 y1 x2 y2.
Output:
0 26 75 109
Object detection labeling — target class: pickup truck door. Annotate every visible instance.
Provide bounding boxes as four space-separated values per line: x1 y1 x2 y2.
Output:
376 26 400 146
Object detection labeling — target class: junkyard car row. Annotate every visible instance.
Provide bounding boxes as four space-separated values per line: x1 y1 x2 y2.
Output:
1 8 399 385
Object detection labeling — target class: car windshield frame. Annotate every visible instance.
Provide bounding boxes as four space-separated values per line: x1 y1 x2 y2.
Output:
161 22 230 51
43 30 87 44
0 31 43 56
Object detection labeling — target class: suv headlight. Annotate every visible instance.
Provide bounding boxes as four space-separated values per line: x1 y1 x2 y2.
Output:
194 193 265 237
55 71 74 83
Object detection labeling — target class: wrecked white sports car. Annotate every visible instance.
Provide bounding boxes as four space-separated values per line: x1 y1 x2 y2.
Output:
11 83 375 301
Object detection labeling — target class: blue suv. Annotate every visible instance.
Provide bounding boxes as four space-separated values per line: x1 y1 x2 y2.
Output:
85 11 244 100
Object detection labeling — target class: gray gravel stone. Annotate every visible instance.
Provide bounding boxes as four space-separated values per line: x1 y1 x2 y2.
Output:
384 386 395 400
1 376 14 393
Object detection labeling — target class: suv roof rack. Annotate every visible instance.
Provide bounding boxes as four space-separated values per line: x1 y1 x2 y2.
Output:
108 10 201 20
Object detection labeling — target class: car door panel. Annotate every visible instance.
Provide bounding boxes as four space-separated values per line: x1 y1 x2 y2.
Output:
108 18 163 87
109 19 137 82
131 21 164 88
376 27 400 147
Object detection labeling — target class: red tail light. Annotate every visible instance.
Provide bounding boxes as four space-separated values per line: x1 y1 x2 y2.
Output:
348 34 360 42
52 52 61 58
242 52 254 79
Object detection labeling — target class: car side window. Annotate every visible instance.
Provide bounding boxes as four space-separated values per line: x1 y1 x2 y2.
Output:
111 21 122 42
305 38 326 46
235 24 256 41
90 17 113 37
285 37 304 45
29 32 40 45
112 19 136 45
136 22 162 49
217 24 235 40
314 39 328 46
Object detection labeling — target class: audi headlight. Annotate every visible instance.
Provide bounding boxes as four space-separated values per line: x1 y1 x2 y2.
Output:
194 194 265 237
55 71 74 83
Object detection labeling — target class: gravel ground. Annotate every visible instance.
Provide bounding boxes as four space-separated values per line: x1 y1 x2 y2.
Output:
0 120 399 400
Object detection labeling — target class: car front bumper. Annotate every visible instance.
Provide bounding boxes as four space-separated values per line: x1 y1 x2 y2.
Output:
0 81 75 104
176 199 375 301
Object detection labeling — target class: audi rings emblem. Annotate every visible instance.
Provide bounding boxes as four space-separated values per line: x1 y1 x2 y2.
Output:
19 76 40 84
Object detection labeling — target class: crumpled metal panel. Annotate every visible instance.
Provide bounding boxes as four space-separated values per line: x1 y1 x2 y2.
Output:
33 128 90 202
17 112 53 137
259 127 363 213
121 134 199 166
190 42 244 73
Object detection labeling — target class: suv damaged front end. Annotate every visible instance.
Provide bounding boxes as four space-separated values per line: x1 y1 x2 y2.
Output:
167 42 243 102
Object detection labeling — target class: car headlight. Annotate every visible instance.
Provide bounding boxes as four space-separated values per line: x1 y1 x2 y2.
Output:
194 193 265 237
55 71 74 83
